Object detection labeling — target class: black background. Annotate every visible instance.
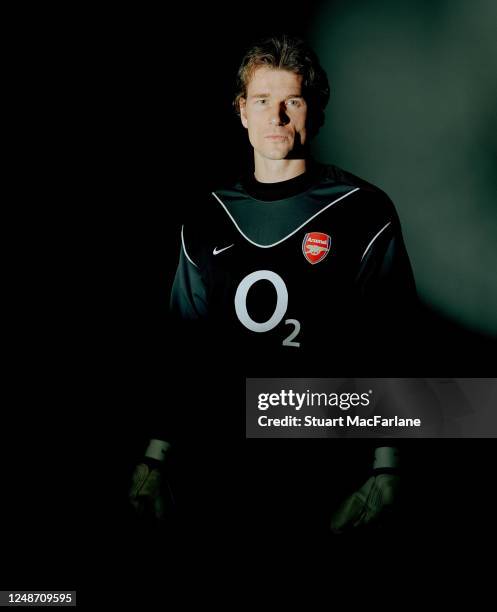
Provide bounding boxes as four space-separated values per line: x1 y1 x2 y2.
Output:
3 3 496 604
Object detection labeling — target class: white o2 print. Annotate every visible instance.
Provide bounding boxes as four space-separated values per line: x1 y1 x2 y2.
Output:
234 270 301 346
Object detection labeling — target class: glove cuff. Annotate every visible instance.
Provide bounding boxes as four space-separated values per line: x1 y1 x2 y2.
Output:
373 446 400 470
145 439 171 463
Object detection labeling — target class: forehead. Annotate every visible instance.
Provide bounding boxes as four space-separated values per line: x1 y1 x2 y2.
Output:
246 66 303 95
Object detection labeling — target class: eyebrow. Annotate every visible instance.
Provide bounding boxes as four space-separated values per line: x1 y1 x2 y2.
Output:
249 93 304 99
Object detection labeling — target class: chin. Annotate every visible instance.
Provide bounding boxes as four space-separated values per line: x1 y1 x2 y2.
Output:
261 147 291 160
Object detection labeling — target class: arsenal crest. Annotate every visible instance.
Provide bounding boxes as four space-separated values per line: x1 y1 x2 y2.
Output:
302 232 331 264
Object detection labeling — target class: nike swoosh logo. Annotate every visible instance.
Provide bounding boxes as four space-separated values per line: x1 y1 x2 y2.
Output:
213 244 234 255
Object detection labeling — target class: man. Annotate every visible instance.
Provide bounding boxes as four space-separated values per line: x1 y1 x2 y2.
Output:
130 34 417 538
169 35 415 366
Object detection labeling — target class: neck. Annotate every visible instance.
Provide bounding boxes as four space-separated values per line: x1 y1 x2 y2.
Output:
253 156 307 184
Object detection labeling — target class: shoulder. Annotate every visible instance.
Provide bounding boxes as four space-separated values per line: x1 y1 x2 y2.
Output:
320 163 380 192
320 163 401 225
180 185 239 264
181 172 243 224
322 163 394 202
183 170 250 234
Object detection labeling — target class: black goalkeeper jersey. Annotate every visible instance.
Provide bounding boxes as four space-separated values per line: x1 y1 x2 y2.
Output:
170 161 417 374
161 163 415 544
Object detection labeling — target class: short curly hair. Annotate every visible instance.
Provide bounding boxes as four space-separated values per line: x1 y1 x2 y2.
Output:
233 34 330 137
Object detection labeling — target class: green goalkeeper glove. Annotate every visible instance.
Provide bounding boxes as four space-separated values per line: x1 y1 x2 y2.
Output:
330 446 401 534
129 439 172 521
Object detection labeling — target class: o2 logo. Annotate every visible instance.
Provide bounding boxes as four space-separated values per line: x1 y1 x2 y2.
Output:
234 270 301 347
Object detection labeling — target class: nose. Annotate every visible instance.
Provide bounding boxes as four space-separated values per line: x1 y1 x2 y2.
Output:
269 102 289 126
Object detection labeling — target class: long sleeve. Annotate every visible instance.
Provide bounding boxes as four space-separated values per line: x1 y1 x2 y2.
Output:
169 226 208 320
355 213 416 308
148 226 209 448
353 206 418 369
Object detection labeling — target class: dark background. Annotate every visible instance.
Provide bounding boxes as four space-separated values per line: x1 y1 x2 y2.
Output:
3 1 496 604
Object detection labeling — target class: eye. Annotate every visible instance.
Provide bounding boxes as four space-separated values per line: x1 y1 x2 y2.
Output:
255 99 267 105
287 99 302 107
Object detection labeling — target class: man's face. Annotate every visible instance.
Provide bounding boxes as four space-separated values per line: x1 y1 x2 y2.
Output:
239 67 308 160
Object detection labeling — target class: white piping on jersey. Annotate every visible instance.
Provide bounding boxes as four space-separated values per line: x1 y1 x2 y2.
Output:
360 221 392 262
211 187 360 249
181 224 199 268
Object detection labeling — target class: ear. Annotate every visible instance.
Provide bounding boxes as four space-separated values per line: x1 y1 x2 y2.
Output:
239 98 248 129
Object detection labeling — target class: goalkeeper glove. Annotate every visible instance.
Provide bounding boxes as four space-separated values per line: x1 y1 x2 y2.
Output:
129 439 173 521
330 446 401 534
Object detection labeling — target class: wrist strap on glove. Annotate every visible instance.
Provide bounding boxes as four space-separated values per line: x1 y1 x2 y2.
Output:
145 439 171 462
373 446 400 470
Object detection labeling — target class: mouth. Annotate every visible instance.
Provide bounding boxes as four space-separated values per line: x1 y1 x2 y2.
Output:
265 135 287 141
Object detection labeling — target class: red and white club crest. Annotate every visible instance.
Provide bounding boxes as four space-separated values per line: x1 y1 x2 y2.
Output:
302 232 331 264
